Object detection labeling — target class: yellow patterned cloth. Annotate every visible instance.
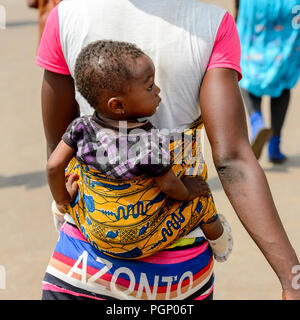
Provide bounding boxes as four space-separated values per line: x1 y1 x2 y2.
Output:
65 117 218 259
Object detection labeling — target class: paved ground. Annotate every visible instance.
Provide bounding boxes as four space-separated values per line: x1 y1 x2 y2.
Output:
0 0 299 300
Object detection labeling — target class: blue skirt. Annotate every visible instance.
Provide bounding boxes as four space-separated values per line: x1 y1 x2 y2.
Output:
237 0 300 97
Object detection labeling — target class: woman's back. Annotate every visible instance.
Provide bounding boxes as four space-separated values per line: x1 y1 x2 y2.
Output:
57 0 226 129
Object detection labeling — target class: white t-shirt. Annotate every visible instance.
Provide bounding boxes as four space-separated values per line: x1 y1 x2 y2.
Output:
36 0 242 130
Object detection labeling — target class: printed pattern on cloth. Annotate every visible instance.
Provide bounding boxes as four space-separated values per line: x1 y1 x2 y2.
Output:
62 113 172 179
65 117 218 259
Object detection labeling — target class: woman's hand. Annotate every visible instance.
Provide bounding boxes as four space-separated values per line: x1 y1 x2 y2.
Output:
282 288 300 300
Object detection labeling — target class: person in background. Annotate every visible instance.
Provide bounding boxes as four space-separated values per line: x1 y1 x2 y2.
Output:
235 0 300 162
27 0 61 42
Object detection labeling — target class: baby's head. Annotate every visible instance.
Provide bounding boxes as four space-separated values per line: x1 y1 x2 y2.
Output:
75 40 161 120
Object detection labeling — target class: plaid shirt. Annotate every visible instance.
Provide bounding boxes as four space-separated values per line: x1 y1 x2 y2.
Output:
62 112 172 179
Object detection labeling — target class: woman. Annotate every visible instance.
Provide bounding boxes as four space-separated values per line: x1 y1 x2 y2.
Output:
37 0 299 300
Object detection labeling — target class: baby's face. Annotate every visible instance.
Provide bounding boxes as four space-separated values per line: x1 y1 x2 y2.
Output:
122 55 161 119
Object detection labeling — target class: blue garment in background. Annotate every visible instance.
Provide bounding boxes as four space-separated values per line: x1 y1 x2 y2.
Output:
237 0 300 97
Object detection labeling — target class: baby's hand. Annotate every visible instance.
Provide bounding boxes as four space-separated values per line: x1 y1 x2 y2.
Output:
56 173 79 213
182 176 210 201
65 173 79 201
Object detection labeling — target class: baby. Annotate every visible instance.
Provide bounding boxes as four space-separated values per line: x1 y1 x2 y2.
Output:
46 40 232 260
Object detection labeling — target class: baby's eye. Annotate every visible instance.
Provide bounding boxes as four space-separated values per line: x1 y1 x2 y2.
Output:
147 83 154 91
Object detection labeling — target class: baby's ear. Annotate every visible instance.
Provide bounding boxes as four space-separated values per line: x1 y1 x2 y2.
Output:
107 97 125 115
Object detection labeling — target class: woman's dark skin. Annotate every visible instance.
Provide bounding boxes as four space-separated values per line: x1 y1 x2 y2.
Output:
41 68 300 300
231 1 299 299
41 71 79 158
234 0 239 21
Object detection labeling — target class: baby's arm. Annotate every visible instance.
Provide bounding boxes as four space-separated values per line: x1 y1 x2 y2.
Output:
46 140 78 208
202 214 233 262
154 169 210 201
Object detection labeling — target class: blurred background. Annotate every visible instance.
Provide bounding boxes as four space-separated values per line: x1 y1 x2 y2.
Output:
0 0 299 300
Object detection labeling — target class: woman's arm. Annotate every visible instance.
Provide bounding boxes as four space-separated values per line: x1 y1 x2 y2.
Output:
46 140 77 205
42 70 80 159
199 67 299 299
234 0 239 21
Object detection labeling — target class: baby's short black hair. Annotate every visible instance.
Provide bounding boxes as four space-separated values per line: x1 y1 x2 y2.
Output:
74 40 145 109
